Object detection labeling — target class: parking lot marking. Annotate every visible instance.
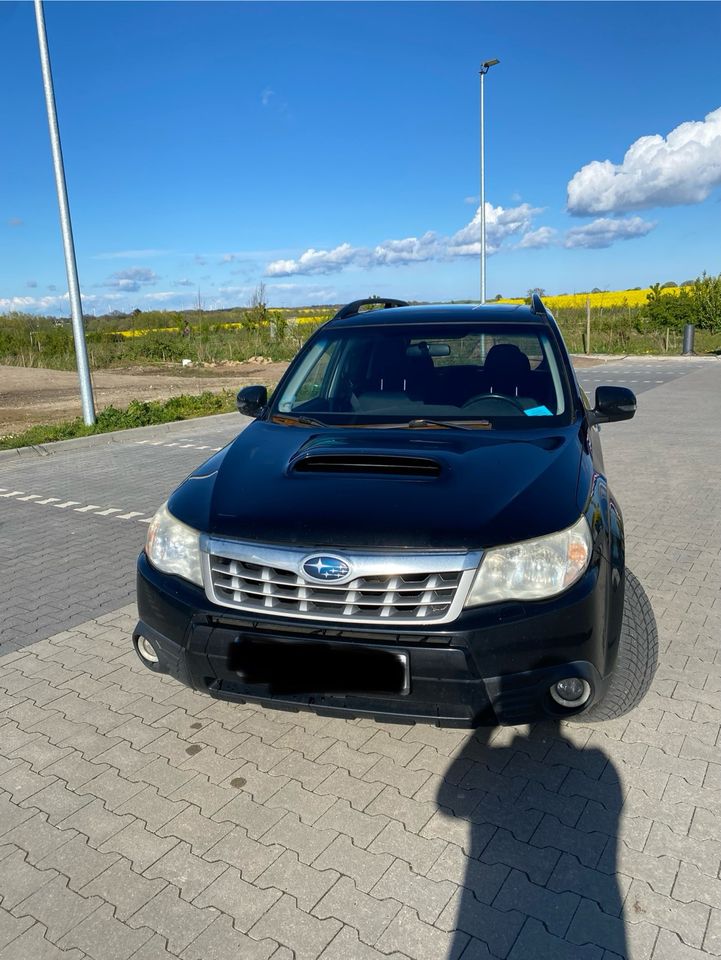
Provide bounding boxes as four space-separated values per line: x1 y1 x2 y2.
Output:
1 488 152 525
133 440 222 453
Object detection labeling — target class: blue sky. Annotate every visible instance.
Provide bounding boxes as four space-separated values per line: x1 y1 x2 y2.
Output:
1 0 719 314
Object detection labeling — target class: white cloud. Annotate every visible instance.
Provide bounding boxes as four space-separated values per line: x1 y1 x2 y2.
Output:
563 216 656 249
174 278 195 287
105 267 159 292
0 291 124 313
447 203 542 257
567 107 721 215
265 203 542 277
1 295 56 310
267 242 361 277
517 226 558 249
143 291 176 302
261 88 275 107
372 232 441 266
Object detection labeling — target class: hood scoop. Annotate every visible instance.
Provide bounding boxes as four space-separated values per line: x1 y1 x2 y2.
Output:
292 453 442 478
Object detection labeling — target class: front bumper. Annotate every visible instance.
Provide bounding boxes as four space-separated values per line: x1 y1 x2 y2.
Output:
134 551 621 727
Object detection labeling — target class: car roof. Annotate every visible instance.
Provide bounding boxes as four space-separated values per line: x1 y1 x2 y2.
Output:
327 302 544 329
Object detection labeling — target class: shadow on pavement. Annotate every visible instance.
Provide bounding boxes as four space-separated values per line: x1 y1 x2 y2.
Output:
438 718 628 959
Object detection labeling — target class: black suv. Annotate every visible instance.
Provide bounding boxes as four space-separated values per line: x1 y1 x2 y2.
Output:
134 296 657 727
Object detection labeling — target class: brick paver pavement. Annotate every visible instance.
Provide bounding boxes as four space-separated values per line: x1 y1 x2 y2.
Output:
1 359 720 959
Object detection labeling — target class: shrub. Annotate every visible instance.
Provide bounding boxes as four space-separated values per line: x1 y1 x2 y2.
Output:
692 272 721 331
0 389 239 450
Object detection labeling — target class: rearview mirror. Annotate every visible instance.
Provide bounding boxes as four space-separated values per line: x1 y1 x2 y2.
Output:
406 342 451 358
236 384 268 418
589 386 636 426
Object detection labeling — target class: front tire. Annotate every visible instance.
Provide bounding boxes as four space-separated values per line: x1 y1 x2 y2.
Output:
583 570 658 721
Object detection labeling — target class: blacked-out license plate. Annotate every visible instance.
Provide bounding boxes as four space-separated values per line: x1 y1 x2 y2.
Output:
228 637 409 696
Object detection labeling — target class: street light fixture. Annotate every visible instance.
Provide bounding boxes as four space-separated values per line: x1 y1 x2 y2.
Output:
479 57 500 304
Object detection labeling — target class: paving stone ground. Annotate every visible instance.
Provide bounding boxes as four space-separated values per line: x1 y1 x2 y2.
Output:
1 358 720 959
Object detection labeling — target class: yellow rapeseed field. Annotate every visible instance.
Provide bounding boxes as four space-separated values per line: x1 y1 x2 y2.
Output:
115 286 692 337
496 286 692 310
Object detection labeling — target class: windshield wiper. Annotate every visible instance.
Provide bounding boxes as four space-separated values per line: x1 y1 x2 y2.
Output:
406 418 492 431
272 414 328 427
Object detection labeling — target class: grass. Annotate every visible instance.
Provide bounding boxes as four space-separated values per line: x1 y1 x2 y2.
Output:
0 389 239 451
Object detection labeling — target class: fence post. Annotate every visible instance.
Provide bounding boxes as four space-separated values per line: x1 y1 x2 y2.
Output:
585 297 591 354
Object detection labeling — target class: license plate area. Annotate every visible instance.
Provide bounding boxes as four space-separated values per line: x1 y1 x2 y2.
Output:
228 636 410 696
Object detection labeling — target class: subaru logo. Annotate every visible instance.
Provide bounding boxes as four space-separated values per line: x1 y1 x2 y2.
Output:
301 555 351 583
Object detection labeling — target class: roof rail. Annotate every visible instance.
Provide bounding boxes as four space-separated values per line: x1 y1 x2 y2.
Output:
331 297 409 321
530 292 548 318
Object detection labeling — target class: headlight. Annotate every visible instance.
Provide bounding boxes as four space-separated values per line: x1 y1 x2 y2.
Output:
465 515 592 606
145 502 203 586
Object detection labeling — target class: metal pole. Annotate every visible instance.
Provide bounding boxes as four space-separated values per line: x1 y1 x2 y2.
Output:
34 0 95 425
478 59 499 304
479 69 486 304
585 296 591 354
682 323 695 355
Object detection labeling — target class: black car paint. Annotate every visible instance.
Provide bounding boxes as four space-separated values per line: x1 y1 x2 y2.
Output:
134 302 633 726
168 422 589 551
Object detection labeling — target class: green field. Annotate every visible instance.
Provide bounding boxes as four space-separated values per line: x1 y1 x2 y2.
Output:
1 275 720 369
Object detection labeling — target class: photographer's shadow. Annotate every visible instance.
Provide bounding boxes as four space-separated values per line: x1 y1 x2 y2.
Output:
435 717 629 959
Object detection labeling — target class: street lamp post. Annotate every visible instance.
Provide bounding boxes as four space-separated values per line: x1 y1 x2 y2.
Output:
34 0 95 425
479 58 500 304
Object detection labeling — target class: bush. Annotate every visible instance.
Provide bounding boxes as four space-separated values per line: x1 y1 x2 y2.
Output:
0 390 240 450
691 272 721 331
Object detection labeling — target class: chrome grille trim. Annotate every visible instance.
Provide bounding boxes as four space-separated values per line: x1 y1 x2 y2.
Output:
200 536 480 626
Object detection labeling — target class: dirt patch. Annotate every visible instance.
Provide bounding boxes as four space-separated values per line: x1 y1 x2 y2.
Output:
0 354 612 437
0 361 289 437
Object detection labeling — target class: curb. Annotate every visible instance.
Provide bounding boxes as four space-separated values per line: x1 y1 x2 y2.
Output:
0 411 243 464
569 353 720 362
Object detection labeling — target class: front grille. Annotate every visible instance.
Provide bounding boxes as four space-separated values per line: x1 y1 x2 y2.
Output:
202 540 479 626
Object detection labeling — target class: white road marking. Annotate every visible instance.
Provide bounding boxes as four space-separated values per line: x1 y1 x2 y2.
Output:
133 440 223 453
2 489 151 526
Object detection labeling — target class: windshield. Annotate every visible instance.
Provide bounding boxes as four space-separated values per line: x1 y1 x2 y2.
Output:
272 323 572 427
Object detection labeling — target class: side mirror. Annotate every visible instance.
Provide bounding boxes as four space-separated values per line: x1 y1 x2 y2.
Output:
588 386 636 426
236 384 268 418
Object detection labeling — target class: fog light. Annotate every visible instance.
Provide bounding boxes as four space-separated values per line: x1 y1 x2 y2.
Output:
550 677 591 707
136 636 159 664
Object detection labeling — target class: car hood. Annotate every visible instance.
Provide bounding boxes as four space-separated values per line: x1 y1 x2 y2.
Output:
168 420 587 551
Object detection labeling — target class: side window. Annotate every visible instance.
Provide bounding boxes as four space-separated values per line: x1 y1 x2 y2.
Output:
294 350 333 405
278 340 339 411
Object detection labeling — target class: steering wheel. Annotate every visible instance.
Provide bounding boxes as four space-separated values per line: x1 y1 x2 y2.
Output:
461 393 525 412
